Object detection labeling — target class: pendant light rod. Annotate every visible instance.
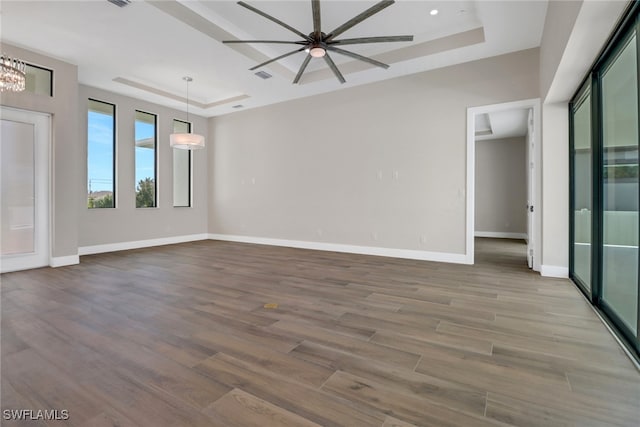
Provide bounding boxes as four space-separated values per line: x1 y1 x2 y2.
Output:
170 76 205 150
183 76 192 123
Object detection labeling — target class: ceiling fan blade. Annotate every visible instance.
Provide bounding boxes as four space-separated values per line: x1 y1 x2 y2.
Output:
312 0 321 39
329 35 413 45
327 46 389 69
324 52 346 84
293 54 312 84
250 47 306 71
325 0 395 41
238 1 312 42
223 40 307 45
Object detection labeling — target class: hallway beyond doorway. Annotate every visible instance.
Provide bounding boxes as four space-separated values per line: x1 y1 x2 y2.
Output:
475 237 528 271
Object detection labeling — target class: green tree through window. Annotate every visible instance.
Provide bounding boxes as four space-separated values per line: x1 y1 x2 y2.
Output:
136 178 155 208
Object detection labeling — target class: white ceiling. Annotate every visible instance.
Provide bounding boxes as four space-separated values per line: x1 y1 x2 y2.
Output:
0 0 548 117
475 109 530 141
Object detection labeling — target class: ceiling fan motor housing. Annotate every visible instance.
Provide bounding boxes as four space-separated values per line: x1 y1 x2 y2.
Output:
223 0 413 84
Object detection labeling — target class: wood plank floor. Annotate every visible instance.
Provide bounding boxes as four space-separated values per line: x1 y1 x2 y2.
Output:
1 238 639 426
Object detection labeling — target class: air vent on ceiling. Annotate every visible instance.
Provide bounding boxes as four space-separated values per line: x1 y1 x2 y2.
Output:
254 71 272 80
232 105 244 109
107 0 131 7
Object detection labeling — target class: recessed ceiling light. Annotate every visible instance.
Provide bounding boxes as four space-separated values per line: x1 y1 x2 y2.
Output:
430 9 438 16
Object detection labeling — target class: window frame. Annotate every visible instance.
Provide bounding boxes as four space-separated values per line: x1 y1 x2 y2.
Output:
569 1 640 361
24 63 53 97
569 83 593 299
172 118 192 208
87 98 117 209
134 110 158 209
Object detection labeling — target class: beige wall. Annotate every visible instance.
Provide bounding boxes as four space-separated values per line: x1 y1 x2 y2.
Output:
537 0 626 276
475 137 527 236
209 48 540 256
539 0 582 101
542 0 628 104
541 102 570 272
0 43 79 258
78 85 209 247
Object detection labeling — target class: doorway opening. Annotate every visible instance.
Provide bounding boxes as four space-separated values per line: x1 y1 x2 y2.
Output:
466 99 541 271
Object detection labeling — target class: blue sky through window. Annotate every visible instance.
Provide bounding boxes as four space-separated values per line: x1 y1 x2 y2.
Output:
87 108 157 194
135 118 156 187
87 110 114 193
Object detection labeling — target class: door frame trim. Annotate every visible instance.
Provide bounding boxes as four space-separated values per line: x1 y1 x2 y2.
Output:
466 98 542 269
0 106 51 273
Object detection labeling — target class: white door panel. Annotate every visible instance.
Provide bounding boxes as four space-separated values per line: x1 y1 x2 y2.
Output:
1 107 50 272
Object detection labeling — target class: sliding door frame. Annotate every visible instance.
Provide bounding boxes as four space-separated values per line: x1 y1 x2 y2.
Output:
569 0 640 360
569 82 594 301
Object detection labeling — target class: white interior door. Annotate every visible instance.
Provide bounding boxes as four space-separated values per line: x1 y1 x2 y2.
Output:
526 108 535 269
1 107 50 273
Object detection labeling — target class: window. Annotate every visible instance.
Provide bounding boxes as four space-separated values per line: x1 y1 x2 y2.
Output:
173 119 191 207
569 2 640 360
25 63 53 96
600 32 638 336
135 111 157 208
87 99 115 208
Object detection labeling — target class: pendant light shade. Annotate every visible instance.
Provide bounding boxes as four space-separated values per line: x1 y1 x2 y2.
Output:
170 76 205 150
170 132 205 149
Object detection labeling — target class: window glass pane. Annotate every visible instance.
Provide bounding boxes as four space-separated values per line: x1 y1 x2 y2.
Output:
135 111 157 208
88 99 115 208
173 119 191 207
601 34 638 334
572 92 592 290
25 64 52 96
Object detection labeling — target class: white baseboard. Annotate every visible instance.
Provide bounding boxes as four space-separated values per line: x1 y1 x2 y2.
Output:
208 233 470 264
50 255 79 268
474 231 527 239
541 265 569 278
79 233 209 256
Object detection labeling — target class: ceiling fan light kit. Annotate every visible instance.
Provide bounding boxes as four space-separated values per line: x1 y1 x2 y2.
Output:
223 0 413 84
309 44 327 58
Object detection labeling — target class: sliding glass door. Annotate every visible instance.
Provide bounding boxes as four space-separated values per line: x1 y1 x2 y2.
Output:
570 2 640 359
601 33 639 336
570 87 592 294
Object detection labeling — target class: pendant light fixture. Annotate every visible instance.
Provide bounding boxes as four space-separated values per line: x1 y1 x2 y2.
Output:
170 76 205 150
0 53 26 92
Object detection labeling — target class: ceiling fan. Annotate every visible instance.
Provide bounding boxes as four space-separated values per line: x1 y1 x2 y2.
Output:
223 0 414 84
